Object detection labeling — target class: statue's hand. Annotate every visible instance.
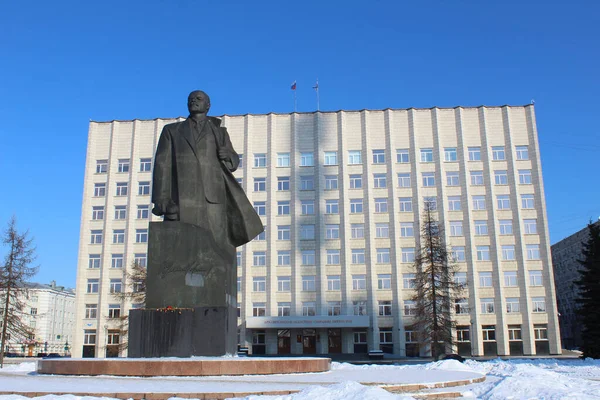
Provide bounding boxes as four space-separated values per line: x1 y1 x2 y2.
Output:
218 148 231 161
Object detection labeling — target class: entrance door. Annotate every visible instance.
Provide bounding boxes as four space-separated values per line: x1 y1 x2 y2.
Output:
302 329 316 354
353 331 368 353
277 330 291 354
328 329 342 353
82 345 95 358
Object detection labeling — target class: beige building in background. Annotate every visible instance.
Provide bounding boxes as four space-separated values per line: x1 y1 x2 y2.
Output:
72 105 561 358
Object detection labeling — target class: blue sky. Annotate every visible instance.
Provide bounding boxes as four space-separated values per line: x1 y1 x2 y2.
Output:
0 0 598 288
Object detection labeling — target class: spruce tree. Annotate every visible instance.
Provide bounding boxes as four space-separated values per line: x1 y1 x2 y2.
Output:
575 221 600 359
112 261 146 353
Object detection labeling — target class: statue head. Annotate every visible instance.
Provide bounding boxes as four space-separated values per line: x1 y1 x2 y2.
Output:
188 90 211 115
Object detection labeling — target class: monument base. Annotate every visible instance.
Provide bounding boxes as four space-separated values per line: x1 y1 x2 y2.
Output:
128 306 236 357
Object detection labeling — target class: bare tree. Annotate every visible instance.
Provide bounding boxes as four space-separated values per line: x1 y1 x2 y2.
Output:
111 261 146 354
411 202 464 360
0 216 38 367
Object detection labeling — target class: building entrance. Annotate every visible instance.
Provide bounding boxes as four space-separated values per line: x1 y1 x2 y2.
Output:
277 329 291 354
328 329 342 353
302 329 316 354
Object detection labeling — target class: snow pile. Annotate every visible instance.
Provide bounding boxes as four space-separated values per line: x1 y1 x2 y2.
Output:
423 359 477 373
0 362 36 372
229 381 415 400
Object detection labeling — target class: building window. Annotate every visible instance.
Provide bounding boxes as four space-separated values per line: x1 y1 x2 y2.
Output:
134 253 147 268
116 182 128 196
253 177 266 192
325 199 339 214
29 307 37 315
524 219 538 234
327 301 341 316
325 224 340 239
474 220 488 235
372 149 385 164
373 173 387 188
499 219 513 235
532 297 546 313
495 170 508 185
254 153 267 168
253 302 266 316
300 152 314 166
350 199 363 213
325 175 338 190
301 250 315 265
404 300 417 316
253 201 266 216
92 206 104 220
136 228 148 243
96 160 108 173
324 151 338 165
497 195 511 210
117 159 130 173
449 196 462 211
352 274 366 290
444 147 457 162
502 245 516 260
94 183 106 197
480 298 495 314
300 224 315 240
521 194 535 209
349 174 362 189
402 273 416 289
110 279 122 293
301 200 314 215
256 227 266 241
114 205 127 220
277 176 290 191
506 298 520 313
300 175 314 190
446 171 459 186
424 196 437 211
277 152 290 167
87 279 99 293
302 302 316 316
378 300 392 316
534 324 548 340
140 158 152 172
326 249 340 264
375 223 389 238
455 299 469 314
477 246 490 261
90 230 103 244
353 301 368 316
492 146 505 161
137 205 150 219
516 146 529 160
351 248 365 264
529 270 543 286
401 248 415 263
400 222 414 237
470 171 484 186
422 172 435 187
351 223 364 239
479 272 493 287
519 169 532 184
398 197 412 212
111 254 123 268
526 244 541 260
452 246 466 262
378 274 392 290
277 276 291 292
85 304 98 319
236 177 243 187
374 198 388 213
472 195 486 210
253 251 266 266
112 229 125 244
457 326 470 342
327 275 341 291
253 277 266 292
138 181 150 196
454 272 467 285
396 149 409 163
84 330 97 345
348 150 362 164
88 254 101 269
108 304 121 319
420 148 433 162
377 248 390 263
449 221 463 237
302 276 316 291
237 277 241 293
277 200 290 215
468 147 481 161
397 173 411 187
482 325 496 342
504 271 517 287
278 302 291 317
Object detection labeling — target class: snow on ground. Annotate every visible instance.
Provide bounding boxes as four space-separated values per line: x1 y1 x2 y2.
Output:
1 358 600 399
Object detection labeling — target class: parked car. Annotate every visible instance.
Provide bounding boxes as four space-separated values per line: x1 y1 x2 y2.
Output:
42 353 62 359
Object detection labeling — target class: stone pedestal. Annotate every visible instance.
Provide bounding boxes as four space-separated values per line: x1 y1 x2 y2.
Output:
128 306 237 357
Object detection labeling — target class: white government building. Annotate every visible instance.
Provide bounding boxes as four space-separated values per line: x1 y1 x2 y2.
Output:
72 105 561 358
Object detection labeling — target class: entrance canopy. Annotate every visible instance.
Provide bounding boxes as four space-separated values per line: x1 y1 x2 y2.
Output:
246 315 370 329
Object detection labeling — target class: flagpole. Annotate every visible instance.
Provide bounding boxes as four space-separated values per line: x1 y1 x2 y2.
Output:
294 89 297 112
313 78 320 111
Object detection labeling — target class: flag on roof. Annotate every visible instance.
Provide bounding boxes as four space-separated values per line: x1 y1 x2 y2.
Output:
291 81 297 90
313 80 319 90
